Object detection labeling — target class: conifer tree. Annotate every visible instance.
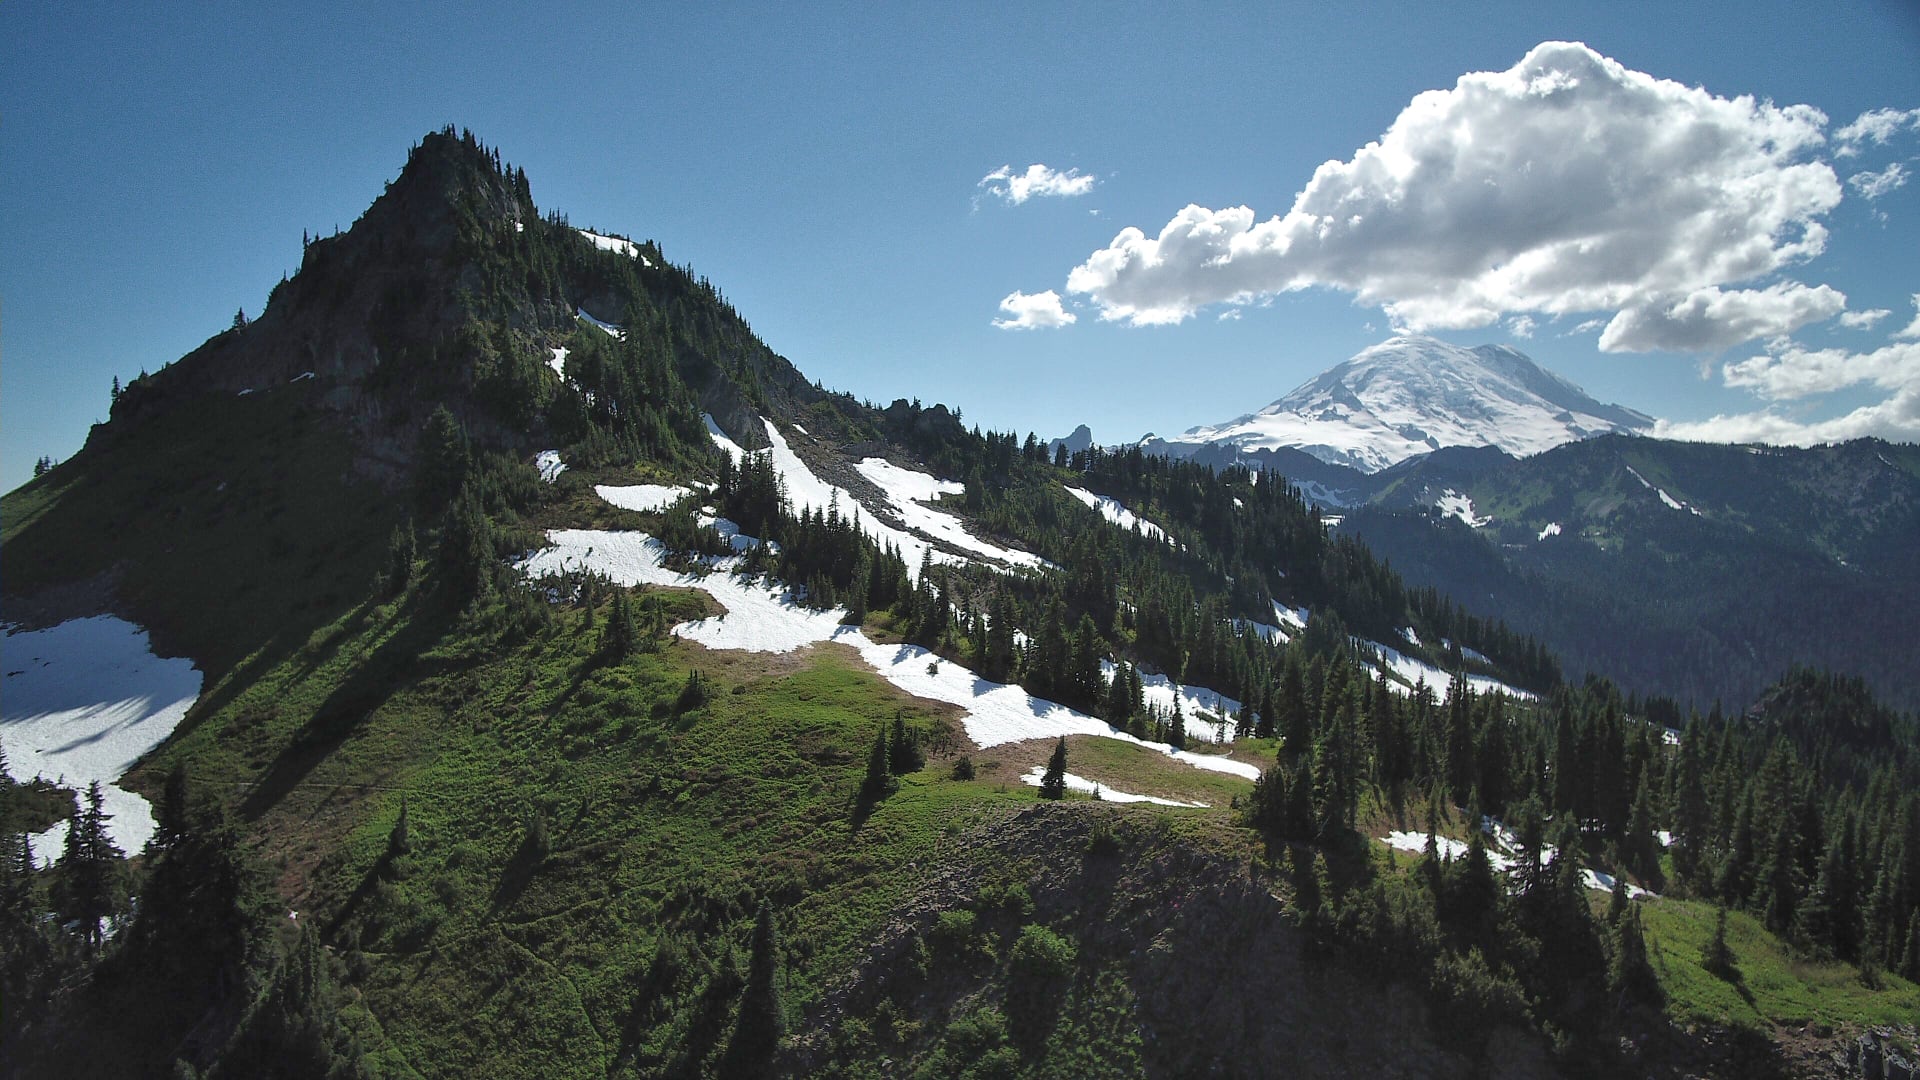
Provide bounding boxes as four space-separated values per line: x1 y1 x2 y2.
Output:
57 782 124 950
862 729 894 801
724 903 785 1075
887 713 923 775
1039 737 1068 800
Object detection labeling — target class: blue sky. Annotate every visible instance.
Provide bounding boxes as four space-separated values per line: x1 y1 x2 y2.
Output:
5 2 1918 494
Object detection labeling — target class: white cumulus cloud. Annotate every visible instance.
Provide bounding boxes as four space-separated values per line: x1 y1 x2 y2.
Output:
992 289 1076 330
1838 308 1891 330
979 164 1096 205
1507 315 1537 338
1654 385 1920 446
1721 338 1920 400
1849 162 1911 200
1898 294 1920 340
1599 283 1847 353
1061 41 1844 353
1834 107 1920 156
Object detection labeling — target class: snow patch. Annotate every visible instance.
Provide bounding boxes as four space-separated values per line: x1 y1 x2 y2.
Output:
859 458 1051 570
1625 464 1700 515
517 530 1259 782
1019 766 1207 807
1366 639 1533 702
578 229 654 267
578 308 623 339
1061 486 1171 544
289 371 315 383
548 346 569 378
1 617 203 865
1434 489 1490 528
535 451 567 484
595 483 694 514
1537 522 1562 541
1104 661 1241 743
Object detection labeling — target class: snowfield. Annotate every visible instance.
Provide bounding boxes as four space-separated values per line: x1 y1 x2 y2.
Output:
1433 489 1490 528
1019 766 1208 807
594 483 694 513
858 458 1051 570
1103 660 1242 744
1366 639 1534 702
578 308 623 338
517 527 1261 783
1061 486 1171 544
1 617 203 865
577 229 655 267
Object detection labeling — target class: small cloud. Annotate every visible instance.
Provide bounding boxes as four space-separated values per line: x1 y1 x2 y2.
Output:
1898 294 1920 340
1599 283 1847 353
1089 208 1101 217
1566 318 1608 336
1218 308 1242 322
1838 308 1891 330
1849 162 1910 200
1507 314 1537 338
1834 106 1920 157
979 164 1097 205
993 289 1077 330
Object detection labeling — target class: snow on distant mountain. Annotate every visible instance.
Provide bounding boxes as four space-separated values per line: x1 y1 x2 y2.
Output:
1150 335 1652 473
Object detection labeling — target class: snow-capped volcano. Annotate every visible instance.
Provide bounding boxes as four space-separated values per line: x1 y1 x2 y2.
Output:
1152 335 1653 473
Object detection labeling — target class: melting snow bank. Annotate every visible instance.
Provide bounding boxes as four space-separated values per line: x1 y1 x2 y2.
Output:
1433 489 1490 528
595 483 694 513
518 528 1259 782
1019 766 1207 807
1379 824 1657 899
577 229 654 267
536 450 567 484
1061 486 1171 544
859 458 1052 570
1366 639 1534 702
1 617 203 865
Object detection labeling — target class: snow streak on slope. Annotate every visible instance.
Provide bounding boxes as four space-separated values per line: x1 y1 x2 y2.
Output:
517 531 1260 782
1366 640 1535 702
595 484 695 513
1624 464 1702 515
1380 823 1656 898
578 308 623 338
1062 486 1170 544
857 458 1052 570
1 617 203 865
706 415 1046 579
1156 335 1651 473
577 229 655 267
548 346 569 377
535 450 567 484
1020 766 1208 807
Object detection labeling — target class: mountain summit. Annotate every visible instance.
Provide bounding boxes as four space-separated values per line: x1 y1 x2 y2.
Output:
1151 335 1653 473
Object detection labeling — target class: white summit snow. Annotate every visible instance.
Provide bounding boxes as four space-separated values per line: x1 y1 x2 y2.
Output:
2 617 203 865
1152 335 1651 473
1061 486 1170 544
1019 766 1208 807
594 483 694 513
577 229 655 267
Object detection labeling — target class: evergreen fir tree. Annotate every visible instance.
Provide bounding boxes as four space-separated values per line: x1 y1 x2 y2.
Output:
1701 906 1737 979
724 903 785 1076
1039 737 1068 800
862 729 894 801
887 713 923 775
